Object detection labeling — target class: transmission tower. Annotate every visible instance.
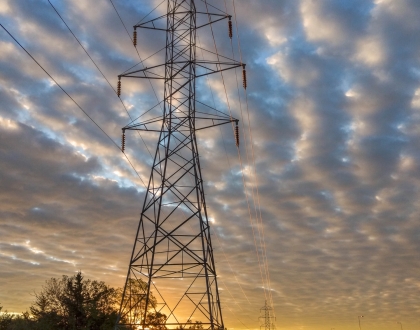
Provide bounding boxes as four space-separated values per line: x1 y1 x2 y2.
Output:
115 0 245 329
259 301 275 330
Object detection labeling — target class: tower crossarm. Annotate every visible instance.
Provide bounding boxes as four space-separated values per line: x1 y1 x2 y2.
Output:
119 60 242 80
124 116 237 132
134 12 230 31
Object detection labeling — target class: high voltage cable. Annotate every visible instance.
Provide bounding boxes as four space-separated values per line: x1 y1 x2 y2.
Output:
205 0 275 315
227 0 275 313
213 231 252 305
229 0 276 314
121 45 166 75
196 35 255 326
197 35 250 305
223 0 274 308
226 6 273 306
201 0 269 301
217 278 253 330
202 0 272 308
107 0 163 114
136 0 166 25
226 28 270 307
108 0 132 43
230 0 275 306
47 0 153 160
0 23 147 188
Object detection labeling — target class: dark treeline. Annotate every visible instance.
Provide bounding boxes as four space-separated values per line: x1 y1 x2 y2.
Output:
0 272 120 330
1 272 196 330
0 272 205 330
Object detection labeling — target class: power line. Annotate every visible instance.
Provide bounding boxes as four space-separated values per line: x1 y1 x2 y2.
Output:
108 0 132 41
0 23 147 188
136 0 166 25
107 0 163 113
230 0 276 312
227 14 274 310
197 35 250 304
202 0 272 307
47 0 153 159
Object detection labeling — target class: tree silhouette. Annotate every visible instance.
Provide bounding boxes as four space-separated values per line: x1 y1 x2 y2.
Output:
30 272 119 329
0 305 14 330
2 272 165 330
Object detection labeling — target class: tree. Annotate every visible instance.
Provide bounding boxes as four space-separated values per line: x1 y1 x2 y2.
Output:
188 321 203 330
2 312 40 330
2 272 164 330
30 271 119 330
176 319 203 330
145 312 167 330
119 278 158 327
0 305 14 330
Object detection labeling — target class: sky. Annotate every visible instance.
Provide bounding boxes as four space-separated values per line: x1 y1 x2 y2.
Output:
1 0 420 329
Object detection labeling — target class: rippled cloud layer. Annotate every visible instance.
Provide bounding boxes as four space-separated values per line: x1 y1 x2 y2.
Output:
1 1 420 329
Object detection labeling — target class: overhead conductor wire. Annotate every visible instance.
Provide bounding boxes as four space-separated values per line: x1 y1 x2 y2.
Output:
0 24 147 188
201 0 268 304
230 0 275 313
202 0 272 308
194 16 255 327
47 0 153 160
107 0 164 114
197 35 252 308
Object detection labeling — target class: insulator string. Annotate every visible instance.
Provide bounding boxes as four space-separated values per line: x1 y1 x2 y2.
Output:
133 29 137 47
122 130 126 153
242 64 247 89
235 120 239 147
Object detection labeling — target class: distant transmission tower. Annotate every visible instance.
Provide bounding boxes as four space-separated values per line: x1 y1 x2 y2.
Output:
115 0 245 329
259 301 275 330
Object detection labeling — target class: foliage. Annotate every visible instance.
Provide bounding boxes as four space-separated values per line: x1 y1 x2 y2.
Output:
145 311 167 330
0 305 14 330
120 277 158 326
176 320 203 330
28 271 120 330
2 272 166 330
187 321 203 330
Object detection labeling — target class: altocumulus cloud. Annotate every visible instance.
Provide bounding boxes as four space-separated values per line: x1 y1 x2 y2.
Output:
1 1 420 330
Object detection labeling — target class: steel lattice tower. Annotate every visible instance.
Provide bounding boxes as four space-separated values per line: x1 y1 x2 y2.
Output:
115 0 244 329
259 301 275 330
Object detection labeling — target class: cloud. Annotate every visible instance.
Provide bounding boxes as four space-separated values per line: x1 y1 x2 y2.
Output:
1 0 420 329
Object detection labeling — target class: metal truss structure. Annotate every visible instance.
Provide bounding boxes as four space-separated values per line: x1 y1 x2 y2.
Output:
259 301 276 330
115 0 244 329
